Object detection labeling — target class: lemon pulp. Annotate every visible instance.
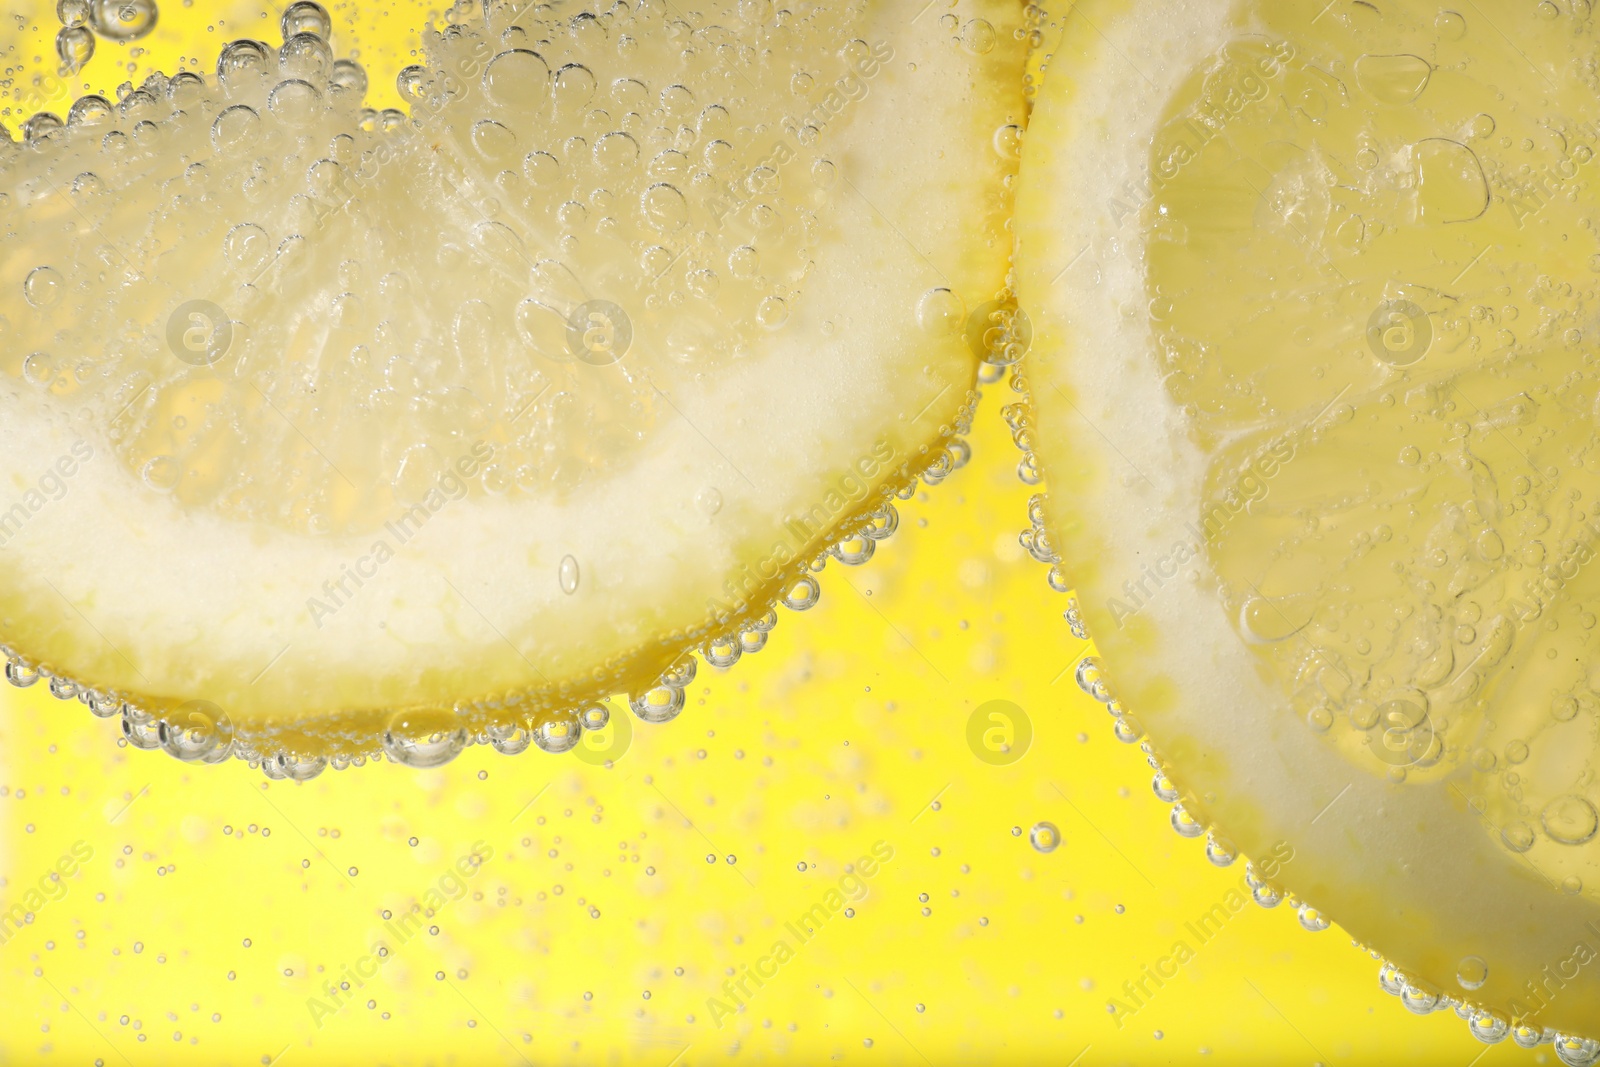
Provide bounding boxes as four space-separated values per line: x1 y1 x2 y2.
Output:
1020 0 1600 1042
0 0 1025 763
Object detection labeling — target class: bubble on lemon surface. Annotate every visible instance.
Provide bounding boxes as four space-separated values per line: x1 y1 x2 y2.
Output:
383 712 469 769
22 267 64 310
533 709 581 755
558 555 580 596
1457 956 1489 992
1542 797 1599 848
280 0 332 40
918 288 966 335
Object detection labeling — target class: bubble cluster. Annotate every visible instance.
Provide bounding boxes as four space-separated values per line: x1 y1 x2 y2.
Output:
50 0 160 73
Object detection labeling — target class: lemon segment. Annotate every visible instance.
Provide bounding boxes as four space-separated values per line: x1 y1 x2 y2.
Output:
1019 0 1600 1037
0 0 1025 753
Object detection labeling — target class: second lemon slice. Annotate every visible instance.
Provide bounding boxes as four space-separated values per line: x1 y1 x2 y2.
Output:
1020 0 1600 1042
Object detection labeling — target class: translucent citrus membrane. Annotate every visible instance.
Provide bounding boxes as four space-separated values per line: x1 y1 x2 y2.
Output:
0 0 1027 768
1019 0 1600 1049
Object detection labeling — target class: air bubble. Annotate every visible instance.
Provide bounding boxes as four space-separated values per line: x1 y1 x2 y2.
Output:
280 33 334 85
962 17 997 53
1437 10 1467 39
280 1 332 40
396 65 428 103
67 95 114 128
728 246 759 278
553 63 597 112
141 456 181 492
1468 1010 1509 1043
23 114 64 145
329 59 367 97
382 711 469 768
23 267 64 310
1169 803 1204 838
1028 821 1061 853
217 41 271 92
223 221 271 273
1456 955 1488 991
533 709 581 754
56 26 94 71
1500 820 1536 853
641 183 689 230
264 753 328 781
661 658 696 689
630 686 684 724
757 296 789 329
704 636 742 669
917 288 965 335
89 0 157 42
22 353 56 388
484 49 551 111
1204 834 1237 867
781 575 821 611
486 722 532 756
523 151 561 186
122 709 163 750
268 79 322 125
159 701 234 762
594 131 639 172
1540 795 1598 846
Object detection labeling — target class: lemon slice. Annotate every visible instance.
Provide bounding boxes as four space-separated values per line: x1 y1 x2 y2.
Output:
1019 0 1600 1046
0 0 1024 766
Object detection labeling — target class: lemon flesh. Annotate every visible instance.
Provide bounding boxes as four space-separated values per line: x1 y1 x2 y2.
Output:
1020 0 1600 1038
0 1 1024 754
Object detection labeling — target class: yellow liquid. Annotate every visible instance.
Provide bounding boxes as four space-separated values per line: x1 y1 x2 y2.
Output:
0 3 1502 1064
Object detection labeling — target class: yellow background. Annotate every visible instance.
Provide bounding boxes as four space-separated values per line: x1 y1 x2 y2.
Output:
0 3 1511 1064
